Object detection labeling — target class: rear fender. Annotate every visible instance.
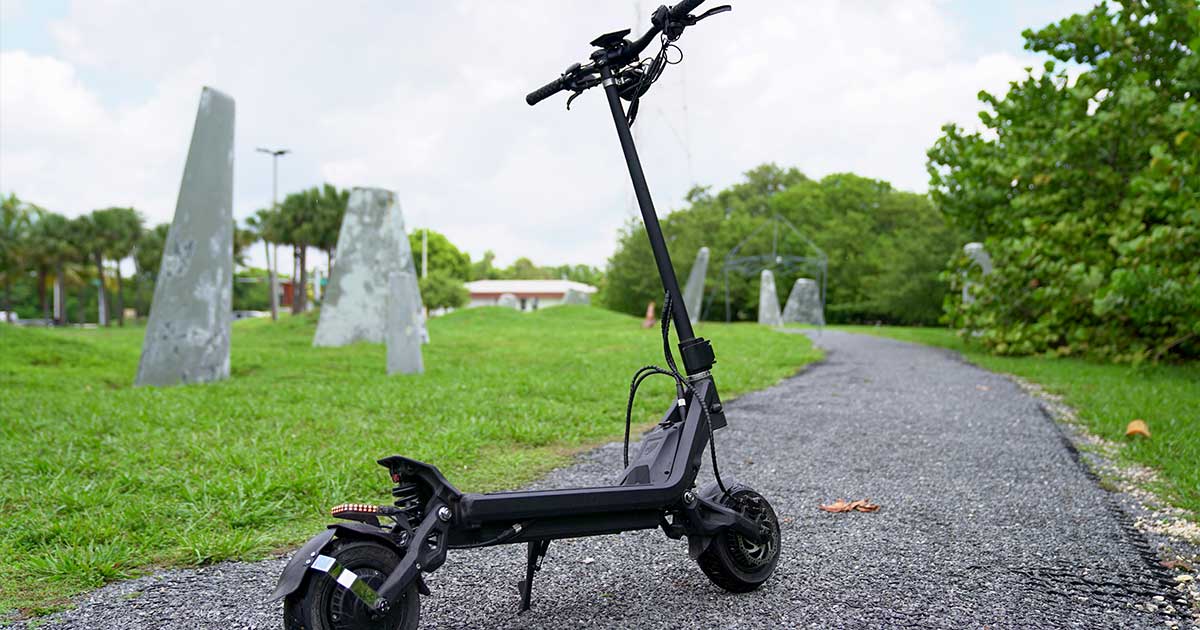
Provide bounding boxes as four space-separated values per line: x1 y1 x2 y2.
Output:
265 523 430 603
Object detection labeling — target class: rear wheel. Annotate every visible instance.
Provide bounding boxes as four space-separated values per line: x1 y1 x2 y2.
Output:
284 538 420 630
696 487 781 592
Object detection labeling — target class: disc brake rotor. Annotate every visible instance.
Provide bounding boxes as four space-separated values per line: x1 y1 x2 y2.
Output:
727 494 778 569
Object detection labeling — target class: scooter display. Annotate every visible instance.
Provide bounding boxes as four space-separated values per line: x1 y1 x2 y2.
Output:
268 2 781 627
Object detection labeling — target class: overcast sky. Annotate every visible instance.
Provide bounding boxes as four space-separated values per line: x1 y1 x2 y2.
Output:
1 0 1093 270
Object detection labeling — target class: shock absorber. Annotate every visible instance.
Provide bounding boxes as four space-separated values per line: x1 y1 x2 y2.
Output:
391 480 423 527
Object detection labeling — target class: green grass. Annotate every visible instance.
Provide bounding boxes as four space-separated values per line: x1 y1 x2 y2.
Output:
0 307 819 616
831 325 1200 518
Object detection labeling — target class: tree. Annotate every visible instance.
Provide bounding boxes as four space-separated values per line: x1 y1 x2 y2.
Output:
409 228 470 281
246 208 283 321
470 250 500 280
0 194 33 321
603 167 959 324
134 223 169 317
25 210 73 323
311 183 348 272
419 270 469 310
65 215 97 324
234 226 257 269
276 187 322 313
92 207 143 325
927 0 1199 361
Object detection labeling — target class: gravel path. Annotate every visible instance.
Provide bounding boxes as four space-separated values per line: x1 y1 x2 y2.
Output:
17 331 1186 629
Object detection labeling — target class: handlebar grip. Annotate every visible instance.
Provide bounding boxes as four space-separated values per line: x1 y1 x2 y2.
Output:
526 76 566 106
668 0 705 20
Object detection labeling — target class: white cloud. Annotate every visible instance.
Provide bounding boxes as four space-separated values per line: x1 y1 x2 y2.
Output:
1 0 1080 269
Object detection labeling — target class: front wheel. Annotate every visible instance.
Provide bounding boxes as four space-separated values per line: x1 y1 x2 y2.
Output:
696 486 781 592
284 538 420 630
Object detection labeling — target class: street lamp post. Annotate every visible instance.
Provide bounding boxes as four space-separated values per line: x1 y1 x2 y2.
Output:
256 147 289 321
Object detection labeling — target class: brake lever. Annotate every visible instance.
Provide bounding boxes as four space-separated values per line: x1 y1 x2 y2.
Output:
685 5 732 26
564 74 602 110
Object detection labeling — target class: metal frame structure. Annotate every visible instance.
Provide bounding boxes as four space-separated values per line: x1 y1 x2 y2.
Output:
721 213 827 323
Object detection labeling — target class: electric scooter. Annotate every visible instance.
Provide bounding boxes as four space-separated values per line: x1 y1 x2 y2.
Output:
268 2 781 627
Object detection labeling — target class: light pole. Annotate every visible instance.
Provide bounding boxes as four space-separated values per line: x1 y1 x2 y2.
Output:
256 147 289 321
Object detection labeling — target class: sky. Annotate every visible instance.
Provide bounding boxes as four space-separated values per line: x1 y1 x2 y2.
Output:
0 0 1095 271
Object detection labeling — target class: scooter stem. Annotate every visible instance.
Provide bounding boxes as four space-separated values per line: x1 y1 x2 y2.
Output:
600 63 696 343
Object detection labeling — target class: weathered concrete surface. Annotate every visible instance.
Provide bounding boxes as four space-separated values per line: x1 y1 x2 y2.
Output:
313 188 421 347
135 87 235 387
562 288 590 306
682 246 709 324
497 293 519 309
757 269 782 326
962 242 993 305
782 277 823 325
386 272 424 375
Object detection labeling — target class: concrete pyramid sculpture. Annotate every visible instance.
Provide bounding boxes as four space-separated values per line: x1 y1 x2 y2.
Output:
757 269 783 326
386 272 424 375
562 288 590 305
314 188 423 346
782 278 824 325
136 87 235 387
961 242 993 305
682 246 709 324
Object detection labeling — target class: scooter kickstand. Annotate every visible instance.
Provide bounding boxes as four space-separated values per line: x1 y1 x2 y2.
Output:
517 539 551 613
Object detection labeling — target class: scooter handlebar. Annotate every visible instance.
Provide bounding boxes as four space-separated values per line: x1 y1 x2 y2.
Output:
526 0 708 106
668 0 706 20
525 75 567 106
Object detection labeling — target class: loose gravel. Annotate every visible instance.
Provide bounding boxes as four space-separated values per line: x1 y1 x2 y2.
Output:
15 330 1188 629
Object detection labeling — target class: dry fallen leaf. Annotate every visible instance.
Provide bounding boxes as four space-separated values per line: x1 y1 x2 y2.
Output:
1162 558 1195 571
976 385 990 391
819 499 881 513
1125 419 1150 438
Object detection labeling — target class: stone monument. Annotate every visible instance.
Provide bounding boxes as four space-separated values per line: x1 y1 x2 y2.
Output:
562 288 590 306
498 293 519 309
136 87 235 387
962 242 993 305
782 277 824 325
758 269 783 326
314 188 423 346
386 272 424 375
682 246 709 324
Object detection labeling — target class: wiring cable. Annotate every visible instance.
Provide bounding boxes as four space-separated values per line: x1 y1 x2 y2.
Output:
622 291 728 495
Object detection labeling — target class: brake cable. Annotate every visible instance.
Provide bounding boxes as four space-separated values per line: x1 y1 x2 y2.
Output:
622 291 728 495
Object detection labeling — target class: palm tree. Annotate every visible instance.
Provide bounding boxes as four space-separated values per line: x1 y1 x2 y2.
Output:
66 215 98 324
26 210 72 323
246 207 282 321
93 207 143 326
278 188 324 314
133 223 169 316
313 183 348 272
0 194 33 322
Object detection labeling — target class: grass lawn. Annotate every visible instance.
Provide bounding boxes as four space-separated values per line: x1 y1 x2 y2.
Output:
0 306 819 616
830 325 1200 518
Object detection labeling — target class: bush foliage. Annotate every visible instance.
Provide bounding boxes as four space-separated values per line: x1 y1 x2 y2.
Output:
930 0 1199 361
605 165 961 325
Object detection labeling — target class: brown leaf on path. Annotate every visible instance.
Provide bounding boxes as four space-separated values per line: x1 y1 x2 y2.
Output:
819 499 851 513
1162 558 1195 571
1125 419 1150 438
819 499 880 513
